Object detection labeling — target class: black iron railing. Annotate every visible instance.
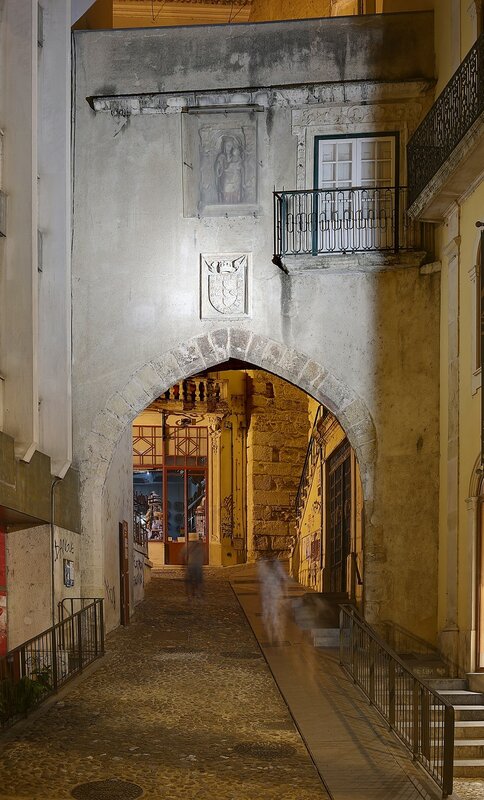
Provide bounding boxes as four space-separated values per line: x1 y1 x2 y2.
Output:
273 186 433 259
295 406 322 518
0 599 104 728
408 33 484 205
340 605 454 798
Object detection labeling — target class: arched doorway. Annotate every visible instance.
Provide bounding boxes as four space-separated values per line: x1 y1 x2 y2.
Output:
78 329 376 628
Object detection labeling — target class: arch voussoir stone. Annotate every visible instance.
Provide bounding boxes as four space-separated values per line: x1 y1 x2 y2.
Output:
194 333 227 368
119 376 152 412
171 340 207 376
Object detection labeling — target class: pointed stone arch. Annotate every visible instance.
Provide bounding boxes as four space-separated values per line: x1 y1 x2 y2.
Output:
79 328 376 595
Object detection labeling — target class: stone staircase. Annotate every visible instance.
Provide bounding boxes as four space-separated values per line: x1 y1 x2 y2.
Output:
427 677 484 777
291 591 348 648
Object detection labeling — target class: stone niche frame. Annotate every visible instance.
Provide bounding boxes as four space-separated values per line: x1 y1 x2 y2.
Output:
200 252 252 320
182 108 260 217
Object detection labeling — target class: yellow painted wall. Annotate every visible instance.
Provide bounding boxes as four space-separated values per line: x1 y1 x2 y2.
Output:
433 0 484 672
249 0 432 22
73 0 113 29
249 0 331 21
457 186 484 665
294 409 364 604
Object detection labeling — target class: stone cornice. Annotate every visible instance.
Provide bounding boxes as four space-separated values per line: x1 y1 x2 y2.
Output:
87 80 434 118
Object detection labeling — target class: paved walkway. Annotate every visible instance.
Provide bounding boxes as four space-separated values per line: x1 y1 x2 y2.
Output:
0 567 475 799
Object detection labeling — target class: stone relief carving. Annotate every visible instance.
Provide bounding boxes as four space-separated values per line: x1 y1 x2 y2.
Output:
199 124 257 213
292 101 424 129
200 253 251 319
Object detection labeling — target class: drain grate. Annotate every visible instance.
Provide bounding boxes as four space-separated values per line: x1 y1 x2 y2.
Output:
233 742 296 759
71 778 144 799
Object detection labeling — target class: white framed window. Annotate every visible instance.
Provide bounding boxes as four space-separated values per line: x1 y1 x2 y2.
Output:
314 135 397 253
316 136 395 190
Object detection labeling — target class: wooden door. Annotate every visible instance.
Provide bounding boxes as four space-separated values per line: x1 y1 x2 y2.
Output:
119 521 130 626
327 442 352 594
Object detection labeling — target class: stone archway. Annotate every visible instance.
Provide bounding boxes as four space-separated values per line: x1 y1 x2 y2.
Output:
78 328 376 598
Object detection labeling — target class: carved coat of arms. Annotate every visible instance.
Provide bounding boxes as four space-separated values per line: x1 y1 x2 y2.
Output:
201 254 250 318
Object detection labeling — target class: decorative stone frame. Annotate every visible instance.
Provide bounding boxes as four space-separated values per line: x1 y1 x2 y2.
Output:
182 107 260 218
292 97 427 192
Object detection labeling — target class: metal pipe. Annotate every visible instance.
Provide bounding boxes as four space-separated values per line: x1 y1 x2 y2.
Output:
50 477 62 629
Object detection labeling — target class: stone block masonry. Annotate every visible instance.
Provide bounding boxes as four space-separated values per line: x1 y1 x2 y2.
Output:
246 370 309 560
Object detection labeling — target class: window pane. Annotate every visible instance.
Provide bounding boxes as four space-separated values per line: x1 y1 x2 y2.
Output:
133 470 163 540
377 161 392 181
321 144 336 162
167 470 185 542
378 140 392 159
337 162 352 182
337 142 352 161
361 162 376 182
360 140 375 160
322 163 335 183
187 473 206 542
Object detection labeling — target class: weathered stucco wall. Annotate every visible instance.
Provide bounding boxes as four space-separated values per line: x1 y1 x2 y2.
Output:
72 15 440 642
6 524 80 649
102 426 133 633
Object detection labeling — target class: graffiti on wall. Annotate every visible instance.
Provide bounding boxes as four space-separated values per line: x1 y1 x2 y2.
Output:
104 577 116 609
54 537 75 563
133 557 144 587
221 494 234 540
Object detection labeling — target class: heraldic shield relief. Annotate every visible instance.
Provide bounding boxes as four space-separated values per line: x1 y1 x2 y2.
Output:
200 253 251 319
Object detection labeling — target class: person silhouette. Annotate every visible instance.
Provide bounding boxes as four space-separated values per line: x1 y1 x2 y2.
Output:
257 554 288 645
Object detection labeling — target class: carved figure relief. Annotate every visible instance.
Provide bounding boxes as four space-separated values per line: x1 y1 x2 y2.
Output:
214 136 245 204
197 121 257 214
200 253 251 319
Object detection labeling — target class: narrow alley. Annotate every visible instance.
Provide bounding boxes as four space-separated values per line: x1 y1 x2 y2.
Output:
2 568 475 800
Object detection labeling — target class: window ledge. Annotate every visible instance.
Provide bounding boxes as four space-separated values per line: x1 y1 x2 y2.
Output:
276 250 428 275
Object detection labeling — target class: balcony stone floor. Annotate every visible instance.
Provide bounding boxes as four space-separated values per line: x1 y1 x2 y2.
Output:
0 567 475 799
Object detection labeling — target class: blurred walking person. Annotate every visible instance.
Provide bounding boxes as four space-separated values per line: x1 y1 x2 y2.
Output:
181 539 205 600
257 554 288 645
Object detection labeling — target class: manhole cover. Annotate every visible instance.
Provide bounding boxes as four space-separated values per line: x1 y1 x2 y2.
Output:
234 742 296 759
220 651 261 660
71 778 143 799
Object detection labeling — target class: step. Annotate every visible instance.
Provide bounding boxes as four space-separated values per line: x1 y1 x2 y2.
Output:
453 759 484 777
453 706 484 721
426 678 467 691
455 721 484 739
437 690 484 705
312 628 340 647
454 739 484 759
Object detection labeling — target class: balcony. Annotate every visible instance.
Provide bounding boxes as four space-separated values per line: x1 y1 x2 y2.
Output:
407 33 484 220
273 186 434 270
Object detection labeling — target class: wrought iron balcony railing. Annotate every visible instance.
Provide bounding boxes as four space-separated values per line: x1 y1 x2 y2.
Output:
408 33 484 206
273 186 433 261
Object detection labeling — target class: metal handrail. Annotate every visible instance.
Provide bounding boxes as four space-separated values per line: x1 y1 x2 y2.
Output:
408 33 484 205
0 599 104 729
273 186 434 259
295 406 322 516
340 605 454 798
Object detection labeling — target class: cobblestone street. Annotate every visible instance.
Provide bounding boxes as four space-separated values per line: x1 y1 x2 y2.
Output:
0 570 326 800
1 569 481 800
